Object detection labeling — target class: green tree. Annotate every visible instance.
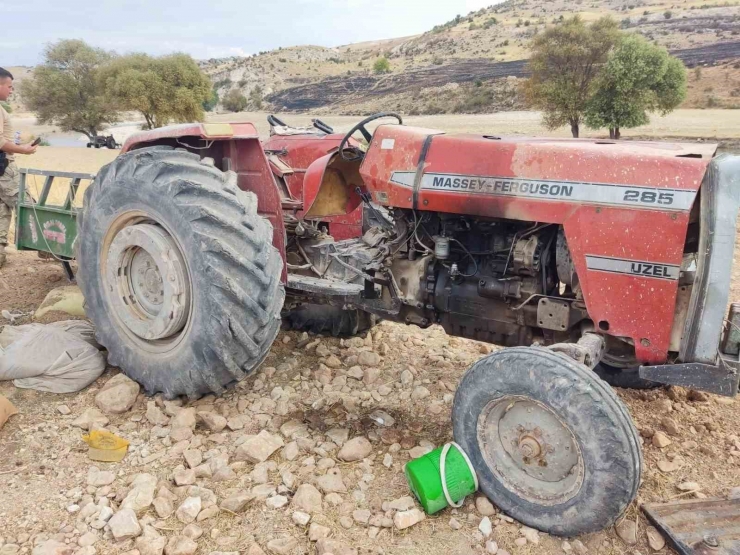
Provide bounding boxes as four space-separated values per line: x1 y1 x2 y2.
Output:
585 35 686 139
222 89 248 112
101 53 211 129
249 85 263 110
22 39 118 140
523 16 620 137
373 57 391 74
202 88 219 112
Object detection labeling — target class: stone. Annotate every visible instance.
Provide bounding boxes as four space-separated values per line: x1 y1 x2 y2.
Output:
652 431 672 448
337 436 372 461
393 508 425 530
171 408 197 429
265 495 289 509
479 517 493 538
677 481 701 492
220 492 254 513
485 541 498 554
521 527 539 544
282 442 300 461
87 467 115 487
247 548 266 555
182 524 203 541
175 497 202 524
358 351 381 367
514 538 527 547
183 449 203 469
571 540 588 555
211 466 236 482
164 537 197 555
57 405 71 415
31 541 72 555
292 511 310 526
411 386 430 400
170 427 193 442
615 519 638 545
383 453 393 468
72 408 109 430
387 496 416 511
475 496 496 516
316 539 357 555
234 430 284 463
146 402 169 426
77 533 97 548
661 416 680 436
339 516 353 529
291 484 322 513
399 370 414 385
308 523 330 542
448 518 462 530
136 527 166 555
197 411 227 432
196 505 219 522
95 374 140 414
657 459 682 472
265 537 298 555
174 468 197 486
646 526 666 551
363 367 380 385
316 469 347 493
408 445 433 459
326 428 349 445
353 509 371 525
347 366 364 380
108 509 142 541
121 473 158 513
688 390 710 402
153 497 174 519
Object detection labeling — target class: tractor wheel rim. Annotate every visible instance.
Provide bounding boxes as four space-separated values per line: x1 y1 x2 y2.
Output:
105 222 191 341
477 395 584 505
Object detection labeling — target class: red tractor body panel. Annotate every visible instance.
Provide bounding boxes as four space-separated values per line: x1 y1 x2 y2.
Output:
263 133 364 240
359 125 717 363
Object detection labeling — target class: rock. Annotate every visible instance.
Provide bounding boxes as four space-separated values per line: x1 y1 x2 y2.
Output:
57 404 71 415
347 366 364 380
615 519 638 545
212 466 236 482
339 516 353 529
108 509 142 541
87 467 115 487
121 474 158 513
265 495 289 509
182 524 203 540
358 351 381 367
387 496 415 511
234 430 284 463
353 509 371 525
661 416 680 436
265 538 298 555
176 497 202 524
688 390 710 402
220 492 254 513
246 548 266 555
146 402 169 426
400 370 414 385
363 367 380 385
196 505 219 522
308 523 331 542
174 468 197 486
521 527 539 545
136 527 166 555
514 538 527 547
475 496 496 517
646 526 665 551
292 484 322 513
657 459 682 472
411 386 430 400
408 445 433 459
479 517 493 538
728 486 740 499
77 533 97 548
448 518 462 530
325 355 342 368
197 411 227 432
382 453 393 468
677 481 701 492
183 449 203 469
72 408 109 430
153 497 174 519
485 541 498 554
171 408 196 429
31 541 72 555
170 427 193 442
394 509 425 530
337 436 372 461
95 374 140 414
164 536 197 555
652 431 672 448
316 468 347 493
315 539 357 555
571 540 588 555
326 428 349 445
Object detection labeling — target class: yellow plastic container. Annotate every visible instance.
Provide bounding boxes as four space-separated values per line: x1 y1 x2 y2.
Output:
82 430 129 462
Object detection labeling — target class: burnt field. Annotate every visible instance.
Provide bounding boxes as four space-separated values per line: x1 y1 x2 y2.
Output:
266 41 740 111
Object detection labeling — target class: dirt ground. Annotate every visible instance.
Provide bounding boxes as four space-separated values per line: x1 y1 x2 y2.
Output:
2 130 740 555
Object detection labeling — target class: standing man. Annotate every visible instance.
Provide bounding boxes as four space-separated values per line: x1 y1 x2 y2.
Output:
0 67 37 267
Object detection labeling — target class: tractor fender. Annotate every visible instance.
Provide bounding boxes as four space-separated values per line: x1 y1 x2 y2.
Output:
121 122 259 153
303 151 363 219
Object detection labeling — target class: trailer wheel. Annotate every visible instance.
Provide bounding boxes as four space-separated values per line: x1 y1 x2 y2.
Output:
452 347 642 536
77 146 285 398
283 305 376 337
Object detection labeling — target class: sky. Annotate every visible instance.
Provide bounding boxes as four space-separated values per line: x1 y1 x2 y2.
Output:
1 0 496 66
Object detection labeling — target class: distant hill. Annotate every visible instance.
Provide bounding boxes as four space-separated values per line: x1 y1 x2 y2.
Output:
200 0 740 114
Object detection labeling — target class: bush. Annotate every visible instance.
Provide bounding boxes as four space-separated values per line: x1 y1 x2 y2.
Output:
202 89 218 112
222 89 248 112
664 10 673 19
373 57 391 74
432 57 444 65
483 17 498 28
214 78 232 89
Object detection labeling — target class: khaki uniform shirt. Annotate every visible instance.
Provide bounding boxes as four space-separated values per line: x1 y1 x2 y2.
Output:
0 104 14 160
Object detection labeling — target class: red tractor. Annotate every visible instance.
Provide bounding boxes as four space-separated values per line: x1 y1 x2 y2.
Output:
75 113 740 536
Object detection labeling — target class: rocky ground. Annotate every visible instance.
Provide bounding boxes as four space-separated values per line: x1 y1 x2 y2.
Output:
2 247 740 555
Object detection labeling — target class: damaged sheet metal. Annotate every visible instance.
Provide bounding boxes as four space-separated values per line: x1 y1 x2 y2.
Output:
642 497 740 554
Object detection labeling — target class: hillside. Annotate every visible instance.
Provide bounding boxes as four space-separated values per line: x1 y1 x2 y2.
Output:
200 0 740 114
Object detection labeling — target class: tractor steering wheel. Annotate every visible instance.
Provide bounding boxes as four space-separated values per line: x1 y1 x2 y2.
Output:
339 112 403 162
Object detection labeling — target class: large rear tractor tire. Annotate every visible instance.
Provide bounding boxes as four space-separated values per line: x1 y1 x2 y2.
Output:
452 347 642 536
77 146 285 398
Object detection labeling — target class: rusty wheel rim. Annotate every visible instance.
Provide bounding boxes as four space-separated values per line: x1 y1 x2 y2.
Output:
477 395 584 505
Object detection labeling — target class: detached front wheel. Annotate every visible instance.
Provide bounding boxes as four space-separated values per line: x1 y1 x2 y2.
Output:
452 347 642 536
77 147 285 398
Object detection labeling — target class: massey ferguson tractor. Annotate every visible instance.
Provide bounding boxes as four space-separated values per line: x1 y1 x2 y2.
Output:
67 113 740 537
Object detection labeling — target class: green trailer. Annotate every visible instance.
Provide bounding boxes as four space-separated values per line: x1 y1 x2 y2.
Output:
14 168 95 279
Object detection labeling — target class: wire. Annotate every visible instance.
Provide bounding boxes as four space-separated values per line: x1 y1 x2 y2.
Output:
175 138 214 150
449 238 479 277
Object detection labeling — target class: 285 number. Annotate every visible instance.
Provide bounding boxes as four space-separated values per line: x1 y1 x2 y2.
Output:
623 190 674 205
